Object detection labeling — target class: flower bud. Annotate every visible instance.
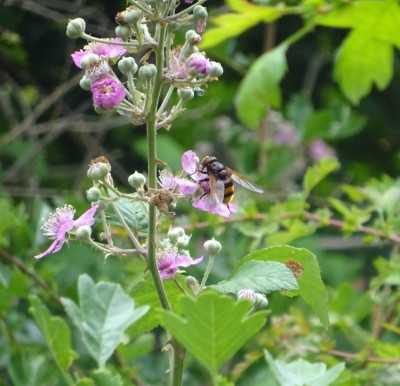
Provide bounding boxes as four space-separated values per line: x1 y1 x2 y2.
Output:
123 10 142 24
66 18 86 38
177 234 191 249
237 289 256 301
185 276 199 292
79 76 92 91
128 171 146 190
138 63 157 80
167 21 181 33
254 293 269 309
187 53 212 76
75 225 92 241
86 186 101 202
178 88 194 101
115 25 131 39
80 53 100 70
193 5 208 20
204 238 221 256
168 227 185 243
210 61 223 77
118 57 138 75
185 30 201 45
87 157 111 181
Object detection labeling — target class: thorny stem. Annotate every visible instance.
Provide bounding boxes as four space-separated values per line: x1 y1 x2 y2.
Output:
144 18 185 386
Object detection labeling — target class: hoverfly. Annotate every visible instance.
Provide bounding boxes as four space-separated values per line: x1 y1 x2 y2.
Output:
198 156 263 205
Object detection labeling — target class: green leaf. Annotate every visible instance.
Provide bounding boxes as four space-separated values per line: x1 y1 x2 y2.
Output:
334 31 392 104
29 296 76 373
76 380 95 386
303 157 340 196
239 246 329 327
317 0 400 103
236 44 288 129
109 197 148 234
210 260 298 294
264 350 345 386
201 0 282 49
91 369 123 386
161 291 266 377
129 273 186 338
62 274 149 368
8 352 58 386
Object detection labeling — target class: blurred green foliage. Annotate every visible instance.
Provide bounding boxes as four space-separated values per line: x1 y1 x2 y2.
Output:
1 0 400 385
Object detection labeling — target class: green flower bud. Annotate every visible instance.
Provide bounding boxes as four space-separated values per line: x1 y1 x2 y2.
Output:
66 18 86 39
75 225 92 241
254 293 269 309
80 53 100 70
79 76 92 91
86 186 101 202
178 88 194 101
168 227 185 243
177 235 191 249
115 25 131 39
210 61 224 77
128 171 146 190
193 5 208 20
87 157 111 181
204 237 222 256
185 30 201 45
118 57 138 75
185 276 199 293
124 10 142 24
167 21 181 33
138 63 157 80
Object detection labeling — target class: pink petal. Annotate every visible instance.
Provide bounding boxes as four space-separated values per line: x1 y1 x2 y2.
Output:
176 255 203 267
175 178 198 195
71 51 86 68
34 237 65 259
182 150 198 175
74 205 98 227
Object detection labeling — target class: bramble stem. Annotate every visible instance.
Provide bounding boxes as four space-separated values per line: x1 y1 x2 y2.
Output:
144 19 185 386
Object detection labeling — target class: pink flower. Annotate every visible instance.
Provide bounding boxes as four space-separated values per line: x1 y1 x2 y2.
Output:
158 169 198 195
187 53 212 76
91 78 126 109
35 204 98 259
182 150 237 218
71 38 126 68
157 247 203 280
308 139 336 161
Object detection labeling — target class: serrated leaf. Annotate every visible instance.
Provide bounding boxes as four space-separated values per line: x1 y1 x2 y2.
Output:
334 31 392 104
62 274 149 368
303 157 340 196
29 296 76 373
128 273 186 338
161 292 266 377
236 44 288 129
317 0 400 103
109 197 148 234
265 350 345 386
238 246 329 327
210 260 298 294
201 0 282 49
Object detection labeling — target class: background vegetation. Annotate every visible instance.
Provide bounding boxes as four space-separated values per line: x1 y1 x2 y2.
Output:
1 0 400 385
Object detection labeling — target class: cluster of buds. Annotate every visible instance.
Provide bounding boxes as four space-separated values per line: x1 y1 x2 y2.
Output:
66 1 222 128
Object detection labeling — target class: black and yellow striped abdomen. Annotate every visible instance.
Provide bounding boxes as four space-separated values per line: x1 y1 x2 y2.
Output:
222 177 234 204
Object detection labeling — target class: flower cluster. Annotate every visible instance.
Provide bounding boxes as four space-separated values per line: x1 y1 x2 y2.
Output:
156 227 203 280
67 2 222 127
71 39 127 110
35 204 98 259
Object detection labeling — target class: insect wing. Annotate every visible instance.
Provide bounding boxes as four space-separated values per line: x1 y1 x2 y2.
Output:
208 173 225 204
228 168 263 193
